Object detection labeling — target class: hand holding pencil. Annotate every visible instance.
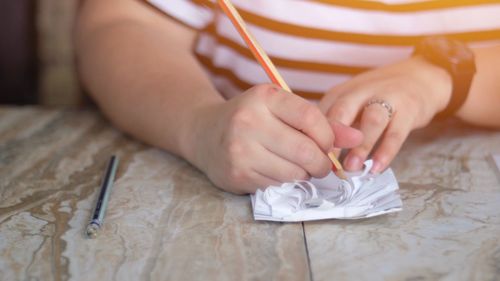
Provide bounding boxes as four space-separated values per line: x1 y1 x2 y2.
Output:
189 84 347 193
174 0 363 194
217 0 355 180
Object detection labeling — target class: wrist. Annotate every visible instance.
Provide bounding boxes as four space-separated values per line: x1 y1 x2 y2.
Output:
177 100 222 171
411 55 453 113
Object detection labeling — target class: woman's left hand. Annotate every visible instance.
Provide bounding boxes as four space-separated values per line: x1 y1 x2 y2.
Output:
319 56 453 173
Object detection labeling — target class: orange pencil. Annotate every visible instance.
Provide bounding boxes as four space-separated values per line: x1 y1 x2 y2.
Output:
217 0 347 180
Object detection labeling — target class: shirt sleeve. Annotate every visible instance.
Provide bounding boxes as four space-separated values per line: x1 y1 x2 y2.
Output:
146 0 214 29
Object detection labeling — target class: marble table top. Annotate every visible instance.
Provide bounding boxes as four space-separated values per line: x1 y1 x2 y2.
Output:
1 106 499 281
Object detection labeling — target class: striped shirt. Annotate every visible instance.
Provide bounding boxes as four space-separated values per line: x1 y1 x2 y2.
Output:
146 0 500 100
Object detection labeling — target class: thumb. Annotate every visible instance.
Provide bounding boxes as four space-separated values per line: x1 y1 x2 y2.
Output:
331 121 363 148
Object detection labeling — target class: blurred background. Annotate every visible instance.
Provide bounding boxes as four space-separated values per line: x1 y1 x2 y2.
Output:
0 0 82 106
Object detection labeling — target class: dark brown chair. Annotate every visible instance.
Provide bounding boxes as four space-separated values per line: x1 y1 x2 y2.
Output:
0 0 82 106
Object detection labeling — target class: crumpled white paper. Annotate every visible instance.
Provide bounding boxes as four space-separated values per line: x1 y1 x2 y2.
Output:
251 160 402 221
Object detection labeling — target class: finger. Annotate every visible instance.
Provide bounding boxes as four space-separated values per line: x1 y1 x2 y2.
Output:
318 83 350 114
331 148 342 158
251 143 309 183
328 121 364 166
343 101 392 171
370 111 413 174
267 91 334 152
330 121 363 148
325 96 365 126
239 171 281 194
257 116 332 179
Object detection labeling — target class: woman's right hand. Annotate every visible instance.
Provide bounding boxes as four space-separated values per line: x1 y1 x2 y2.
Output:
182 84 362 194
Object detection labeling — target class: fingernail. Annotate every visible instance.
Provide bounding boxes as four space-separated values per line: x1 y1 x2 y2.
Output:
371 161 384 174
371 161 382 174
344 155 361 171
331 148 342 157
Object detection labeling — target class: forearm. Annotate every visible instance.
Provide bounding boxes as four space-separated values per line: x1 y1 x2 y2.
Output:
76 18 223 160
457 46 500 127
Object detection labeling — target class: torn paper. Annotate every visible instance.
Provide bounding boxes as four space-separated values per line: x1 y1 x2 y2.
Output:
251 160 402 222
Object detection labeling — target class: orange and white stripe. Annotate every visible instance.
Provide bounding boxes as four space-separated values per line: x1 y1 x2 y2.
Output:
146 0 500 100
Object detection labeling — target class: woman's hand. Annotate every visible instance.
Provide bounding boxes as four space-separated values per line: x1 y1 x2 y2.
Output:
183 84 362 194
319 56 453 174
